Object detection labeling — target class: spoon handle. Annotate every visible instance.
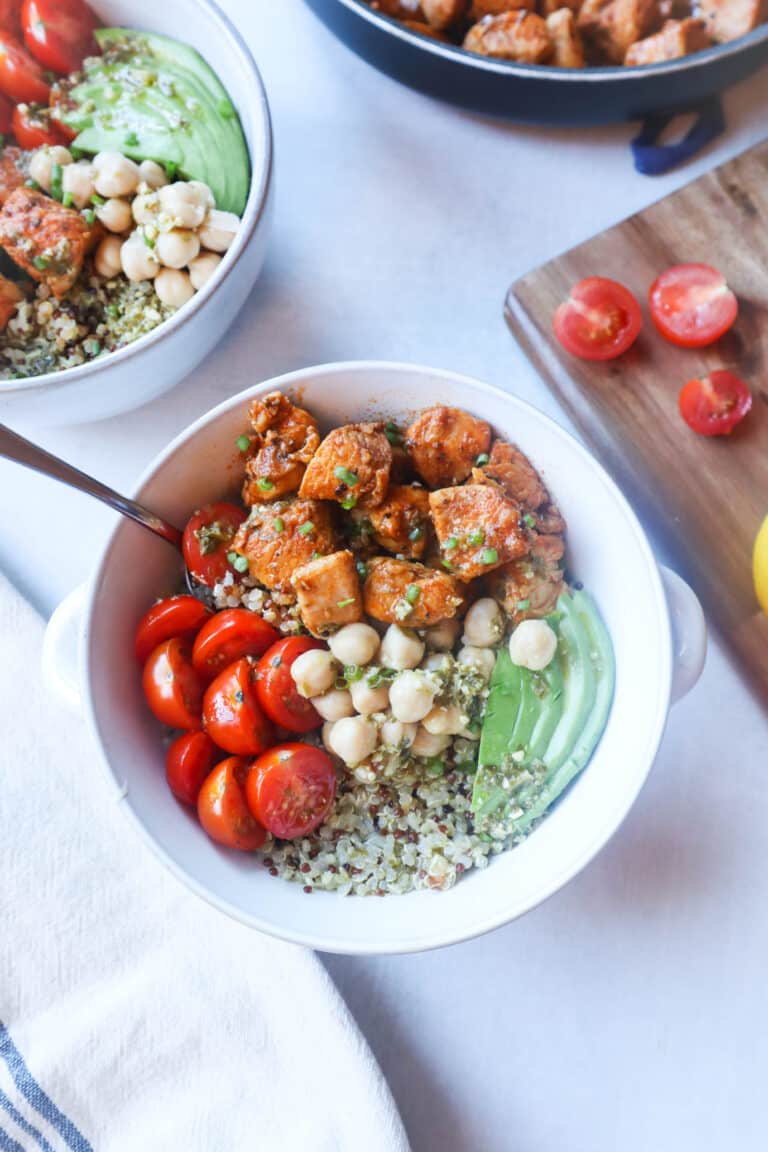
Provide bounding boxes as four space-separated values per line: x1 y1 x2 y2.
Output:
0 423 183 549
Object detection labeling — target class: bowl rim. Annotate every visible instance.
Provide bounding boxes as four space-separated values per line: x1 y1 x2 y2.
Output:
81 360 673 954
0 0 273 398
329 0 768 82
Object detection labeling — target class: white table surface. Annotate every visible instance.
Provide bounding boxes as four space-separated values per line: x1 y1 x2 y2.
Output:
2 3 768 1149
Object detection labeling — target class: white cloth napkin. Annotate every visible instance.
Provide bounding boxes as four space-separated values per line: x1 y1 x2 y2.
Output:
0 573 410 1152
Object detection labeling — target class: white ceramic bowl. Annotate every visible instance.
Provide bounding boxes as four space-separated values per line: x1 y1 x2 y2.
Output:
44 362 707 953
0 0 272 425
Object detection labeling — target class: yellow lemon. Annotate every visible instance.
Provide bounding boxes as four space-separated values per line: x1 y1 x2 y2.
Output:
753 516 768 616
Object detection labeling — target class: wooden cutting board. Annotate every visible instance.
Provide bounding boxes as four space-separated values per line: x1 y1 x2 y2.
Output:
505 141 768 703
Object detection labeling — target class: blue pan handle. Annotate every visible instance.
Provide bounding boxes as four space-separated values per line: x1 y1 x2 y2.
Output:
631 96 725 176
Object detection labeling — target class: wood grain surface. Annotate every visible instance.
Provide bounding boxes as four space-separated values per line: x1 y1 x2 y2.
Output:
505 141 768 702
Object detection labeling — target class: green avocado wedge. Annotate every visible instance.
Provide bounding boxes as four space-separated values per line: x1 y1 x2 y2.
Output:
471 589 615 838
60 29 250 215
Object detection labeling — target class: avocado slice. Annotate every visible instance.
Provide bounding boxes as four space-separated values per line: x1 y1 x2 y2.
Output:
60 29 249 214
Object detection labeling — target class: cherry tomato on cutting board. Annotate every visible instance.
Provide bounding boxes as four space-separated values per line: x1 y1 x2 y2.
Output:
197 757 267 851
21 0 99 76
245 742 337 840
166 731 220 807
0 31 50 103
255 636 326 734
182 501 247 588
553 277 642 362
11 102 68 148
142 637 205 731
649 263 738 348
134 595 212 664
192 609 279 681
678 370 752 437
203 656 273 756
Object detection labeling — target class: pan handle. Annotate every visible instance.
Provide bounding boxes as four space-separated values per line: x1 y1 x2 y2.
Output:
630 96 725 176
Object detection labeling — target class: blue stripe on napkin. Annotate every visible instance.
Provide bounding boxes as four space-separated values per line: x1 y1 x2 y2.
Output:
0 1087 56 1152
0 1124 24 1152
0 1023 93 1152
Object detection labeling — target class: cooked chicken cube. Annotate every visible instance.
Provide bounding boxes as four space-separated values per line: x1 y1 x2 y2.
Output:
363 556 464 627
0 275 22 329
463 11 553 61
241 392 320 505
577 0 659 62
406 406 491 489
0 148 26 206
422 0 468 27
231 499 336 603
429 483 527 582
697 0 765 42
625 16 710 62
352 484 431 559
531 503 567 535
547 7 586 63
488 533 566 624
299 422 392 509
471 0 532 17
481 441 549 509
0 187 99 298
292 550 363 635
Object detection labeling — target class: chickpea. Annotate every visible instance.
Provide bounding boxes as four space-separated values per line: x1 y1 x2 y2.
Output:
188 251 221 291
93 152 141 198
290 648 337 699
94 235 123 279
411 728 451 757
61 162 95 209
154 268 195 308
132 190 160 225
199 208 240 252
389 670 435 723
96 197 133 234
311 689 355 722
138 159 169 189
28 145 72 193
328 622 380 667
158 181 208 229
379 624 424 671
463 597 504 648
457 645 496 682
380 717 417 750
508 620 558 672
421 652 452 674
349 678 389 716
328 716 378 768
322 721 337 754
120 235 160 282
156 228 200 270
422 703 469 737
187 179 215 209
425 618 461 651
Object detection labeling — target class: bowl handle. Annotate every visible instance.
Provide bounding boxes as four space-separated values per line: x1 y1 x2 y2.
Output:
630 97 725 177
659 565 707 705
42 583 86 713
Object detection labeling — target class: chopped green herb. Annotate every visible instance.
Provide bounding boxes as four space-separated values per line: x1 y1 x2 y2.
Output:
426 758 445 777
481 548 498 565
70 146 84 161
226 551 249 573
311 551 322 560
355 560 369 581
466 529 485 546
408 525 423 542
341 496 357 510
90 193 105 206
444 536 459 551
236 434 251 452
24 178 39 190
298 521 314 536
476 453 490 466
384 421 401 446
367 667 397 688
124 130 139 147
344 665 364 682
272 517 285 534
256 477 274 491
50 163 63 201
105 302 119 318
523 513 537 529
32 255 49 270
516 598 531 611
337 597 355 608
441 559 453 571
218 98 236 119
62 190 74 208
86 339 101 357
405 583 421 604
83 208 96 225
334 465 359 487
143 231 155 249
164 160 178 180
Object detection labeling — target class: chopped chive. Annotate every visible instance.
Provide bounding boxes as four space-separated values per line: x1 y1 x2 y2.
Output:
86 339 101 356
226 551 249 573
62 190 74 208
441 559 453 571
105 302 119 318
337 597 355 608
444 536 459 551
218 98 236 119
426 757 445 777
481 548 498 565
164 160 178 180
523 513 536 529
466 529 485 546
408 525 423 542
298 521 314 536
344 665 364 682
334 465 359 487
256 477 274 491
24 178 39 189
124 130 139 147
355 560 369 581
50 162 63 201
311 551 322 560
143 231 155 249
83 208 96 225
272 516 285 533
384 420 401 446
32 255 49 270
516 598 531 610
70 146 84 161
405 583 421 604
341 495 357 510
90 192 105 206
236 434 250 452
476 453 490 466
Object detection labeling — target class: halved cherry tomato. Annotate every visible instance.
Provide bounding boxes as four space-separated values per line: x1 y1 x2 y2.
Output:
142 637 205 730
649 263 738 349
0 31 50 104
203 656 273 756
166 731 220 806
135 595 212 664
21 0 98 76
192 609 279 680
554 277 642 362
0 2 20 35
0 91 11 134
11 102 64 148
245 743 337 840
255 637 325 733
678 370 752 437
197 757 267 851
182 501 247 588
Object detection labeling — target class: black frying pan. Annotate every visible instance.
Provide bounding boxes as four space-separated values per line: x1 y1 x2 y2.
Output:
304 0 768 135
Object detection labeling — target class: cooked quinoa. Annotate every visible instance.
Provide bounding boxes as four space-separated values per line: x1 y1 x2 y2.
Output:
0 271 172 379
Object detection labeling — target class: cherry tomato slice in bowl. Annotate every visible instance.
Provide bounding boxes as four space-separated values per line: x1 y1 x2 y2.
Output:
11 102 68 148
203 656 273 756
135 595 212 664
679 370 752 436
245 743 337 840
649 263 738 349
166 731 220 807
197 757 267 851
142 637 205 731
0 32 50 104
255 637 326 734
182 501 247 588
554 277 642 362
192 609 279 680
21 0 98 76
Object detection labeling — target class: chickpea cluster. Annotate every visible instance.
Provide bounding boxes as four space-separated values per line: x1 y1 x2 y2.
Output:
28 146 241 309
